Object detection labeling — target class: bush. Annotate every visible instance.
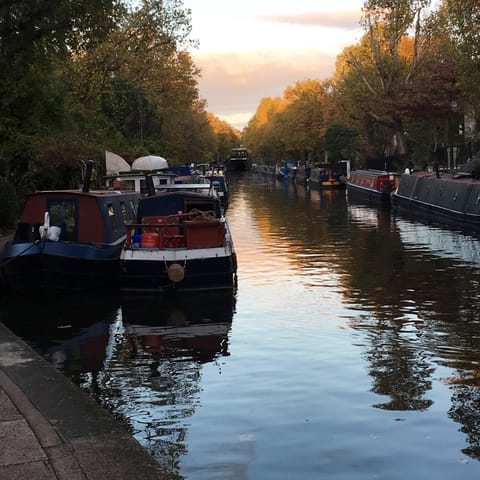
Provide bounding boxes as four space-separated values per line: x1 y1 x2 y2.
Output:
0 181 19 230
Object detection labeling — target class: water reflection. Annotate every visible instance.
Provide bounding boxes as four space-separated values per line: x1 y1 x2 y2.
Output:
4 175 480 477
343 206 480 453
101 292 235 476
0 290 236 478
121 293 235 364
0 293 118 386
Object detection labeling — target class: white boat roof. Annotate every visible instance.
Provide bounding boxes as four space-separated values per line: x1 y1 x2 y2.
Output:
158 183 212 190
132 155 169 171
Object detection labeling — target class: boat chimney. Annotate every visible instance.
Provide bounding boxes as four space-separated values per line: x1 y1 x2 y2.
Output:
82 160 95 192
145 174 156 196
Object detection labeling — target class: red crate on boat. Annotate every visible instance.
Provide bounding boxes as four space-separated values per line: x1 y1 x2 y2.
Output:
141 232 160 248
184 220 224 248
142 215 179 236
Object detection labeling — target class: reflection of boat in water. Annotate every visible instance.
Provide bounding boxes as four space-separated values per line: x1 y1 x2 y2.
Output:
347 203 392 230
121 292 235 363
0 293 119 375
396 218 480 267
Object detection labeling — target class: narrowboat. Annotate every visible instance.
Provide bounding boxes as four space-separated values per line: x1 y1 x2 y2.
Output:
0 162 140 292
226 147 249 171
119 185 237 294
347 169 400 206
309 166 345 189
205 174 229 210
277 160 298 181
391 171 480 230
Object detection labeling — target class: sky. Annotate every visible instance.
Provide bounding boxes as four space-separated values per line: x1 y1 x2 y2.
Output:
182 1 365 129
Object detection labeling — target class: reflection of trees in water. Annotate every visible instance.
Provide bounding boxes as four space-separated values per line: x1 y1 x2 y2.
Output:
431 309 480 461
343 211 480 459
365 327 434 410
449 385 480 459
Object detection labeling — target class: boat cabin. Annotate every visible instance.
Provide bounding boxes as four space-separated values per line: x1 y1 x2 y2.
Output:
349 170 400 193
14 190 139 244
125 190 225 250
105 171 178 195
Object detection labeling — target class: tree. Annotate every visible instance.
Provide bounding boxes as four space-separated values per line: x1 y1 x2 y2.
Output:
323 124 359 163
346 0 436 155
441 0 480 139
243 97 285 163
208 113 241 163
273 79 329 162
0 0 121 189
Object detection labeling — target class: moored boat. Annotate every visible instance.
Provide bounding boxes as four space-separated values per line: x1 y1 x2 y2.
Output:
227 147 249 171
347 169 400 206
309 166 345 189
205 174 229 210
119 185 237 294
277 160 298 181
0 162 140 292
391 170 480 230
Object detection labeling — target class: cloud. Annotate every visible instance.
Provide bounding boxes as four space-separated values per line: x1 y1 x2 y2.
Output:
259 10 362 30
193 49 336 128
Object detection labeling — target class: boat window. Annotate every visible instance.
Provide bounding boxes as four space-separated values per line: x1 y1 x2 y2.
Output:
129 199 138 217
120 201 132 223
48 199 77 241
107 203 118 231
185 199 216 214
121 180 136 192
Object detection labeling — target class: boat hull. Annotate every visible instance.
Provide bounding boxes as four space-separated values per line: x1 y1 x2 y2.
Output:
226 159 247 172
347 169 400 208
120 248 237 293
391 173 480 230
346 184 392 207
1 240 124 292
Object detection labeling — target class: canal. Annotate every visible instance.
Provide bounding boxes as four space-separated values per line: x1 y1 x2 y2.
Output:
3 171 480 479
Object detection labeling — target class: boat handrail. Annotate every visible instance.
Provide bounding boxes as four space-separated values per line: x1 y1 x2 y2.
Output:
124 210 224 249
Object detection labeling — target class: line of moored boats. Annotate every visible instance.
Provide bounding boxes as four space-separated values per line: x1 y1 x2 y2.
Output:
3 154 480 295
0 154 237 295
253 161 480 232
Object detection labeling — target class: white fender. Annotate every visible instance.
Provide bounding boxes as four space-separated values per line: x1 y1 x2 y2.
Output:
39 212 50 239
39 212 61 241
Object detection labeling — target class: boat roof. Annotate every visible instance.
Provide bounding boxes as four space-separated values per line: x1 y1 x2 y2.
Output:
31 189 138 197
352 169 400 177
132 155 169 170
137 189 222 219
157 183 212 191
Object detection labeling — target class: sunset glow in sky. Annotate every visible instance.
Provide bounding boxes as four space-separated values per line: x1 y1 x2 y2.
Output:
182 1 365 128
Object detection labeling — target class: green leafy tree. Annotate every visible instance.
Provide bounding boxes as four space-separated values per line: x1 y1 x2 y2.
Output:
440 0 480 139
273 79 329 162
323 124 359 163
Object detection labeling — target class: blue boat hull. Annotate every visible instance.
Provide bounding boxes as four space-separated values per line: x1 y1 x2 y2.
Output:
1 240 123 292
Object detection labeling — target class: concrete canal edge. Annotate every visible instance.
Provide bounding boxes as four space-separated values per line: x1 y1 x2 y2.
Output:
0 321 168 479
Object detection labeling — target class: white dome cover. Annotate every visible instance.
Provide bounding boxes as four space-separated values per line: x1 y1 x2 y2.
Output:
105 151 131 175
132 155 169 171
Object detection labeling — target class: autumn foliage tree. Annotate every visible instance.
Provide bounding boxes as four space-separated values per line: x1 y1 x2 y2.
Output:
0 0 222 204
243 80 332 163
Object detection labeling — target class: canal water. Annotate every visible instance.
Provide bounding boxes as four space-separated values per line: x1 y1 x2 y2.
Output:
3 172 480 479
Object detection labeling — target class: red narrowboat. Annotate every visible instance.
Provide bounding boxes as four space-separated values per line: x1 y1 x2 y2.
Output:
347 169 401 207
